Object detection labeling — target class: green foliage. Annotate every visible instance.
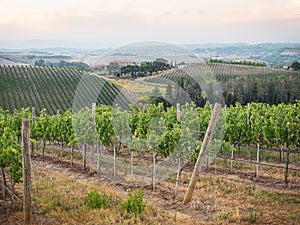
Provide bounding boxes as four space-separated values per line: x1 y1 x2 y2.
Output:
208 58 266 67
86 190 109 209
119 58 172 77
121 188 146 216
214 210 236 221
0 127 22 183
248 210 257 224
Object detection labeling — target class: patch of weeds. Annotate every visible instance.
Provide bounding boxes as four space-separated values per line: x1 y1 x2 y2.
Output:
86 190 109 209
291 215 298 225
121 188 146 216
215 210 235 221
248 210 257 224
62 151 68 157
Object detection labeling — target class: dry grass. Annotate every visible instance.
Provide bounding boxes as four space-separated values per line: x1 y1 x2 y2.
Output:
31 166 193 225
31 157 300 224
175 171 300 224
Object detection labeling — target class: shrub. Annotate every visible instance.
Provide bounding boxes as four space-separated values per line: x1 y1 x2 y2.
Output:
86 190 108 209
121 188 146 216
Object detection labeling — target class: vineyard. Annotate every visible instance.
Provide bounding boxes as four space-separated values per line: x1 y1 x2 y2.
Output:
1 64 300 224
1 101 299 187
1 100 300 223
0 65 128 114
141 63 299 83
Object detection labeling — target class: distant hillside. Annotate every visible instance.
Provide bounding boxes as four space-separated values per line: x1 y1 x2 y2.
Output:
0 65 128 114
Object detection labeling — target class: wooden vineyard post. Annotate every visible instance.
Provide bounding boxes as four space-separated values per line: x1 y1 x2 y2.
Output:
51 140 54 159
279 148 283 163
230 149 234 172
22 119 32 225
42 138 46 159
255 142 260 177
70 145 74 167
285 149 290 184
91 103 96 172
152 152 156 190
90 145 95 172
174 103 181 197
113 145 116 180
83 144 87 172
97 140 101 174
31 107 35 157
183 103 222 204
174 157 181 198
247 103 251 160
176 103 181 121
130 150 134 177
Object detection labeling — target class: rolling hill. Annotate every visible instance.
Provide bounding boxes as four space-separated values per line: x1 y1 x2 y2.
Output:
0 65 128 114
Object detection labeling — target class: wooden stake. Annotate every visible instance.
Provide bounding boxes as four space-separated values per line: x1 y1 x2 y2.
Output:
152 152 156 190
31 108 35 157
174 157 181 198
174 102 181 196
255 143 260 177
113 145 116 180
51 140 54 159
130 150 134 177
285 149 290 184
97 141 101 174
92 102 96 125
70 145 74 167
176 103 181 121
279 148 283 162
90 145 95 172
230 149 234 172
22 119 32 225
83 144 87 172
183 103 222 204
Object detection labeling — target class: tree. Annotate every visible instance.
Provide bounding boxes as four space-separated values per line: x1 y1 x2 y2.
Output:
107 62 119 75
291 61 300 71
148 87 166 105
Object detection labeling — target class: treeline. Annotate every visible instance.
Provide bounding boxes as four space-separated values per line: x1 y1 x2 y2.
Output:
208 58 266 67
118 58 173 77
223 75 300 105
143 64 300 106
27 55 71 60
34 59 89 70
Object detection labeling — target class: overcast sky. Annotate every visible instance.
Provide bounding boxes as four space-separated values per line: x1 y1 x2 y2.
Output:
0 0 299 48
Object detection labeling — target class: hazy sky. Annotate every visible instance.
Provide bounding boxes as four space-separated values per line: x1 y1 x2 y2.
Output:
0 0 299 48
